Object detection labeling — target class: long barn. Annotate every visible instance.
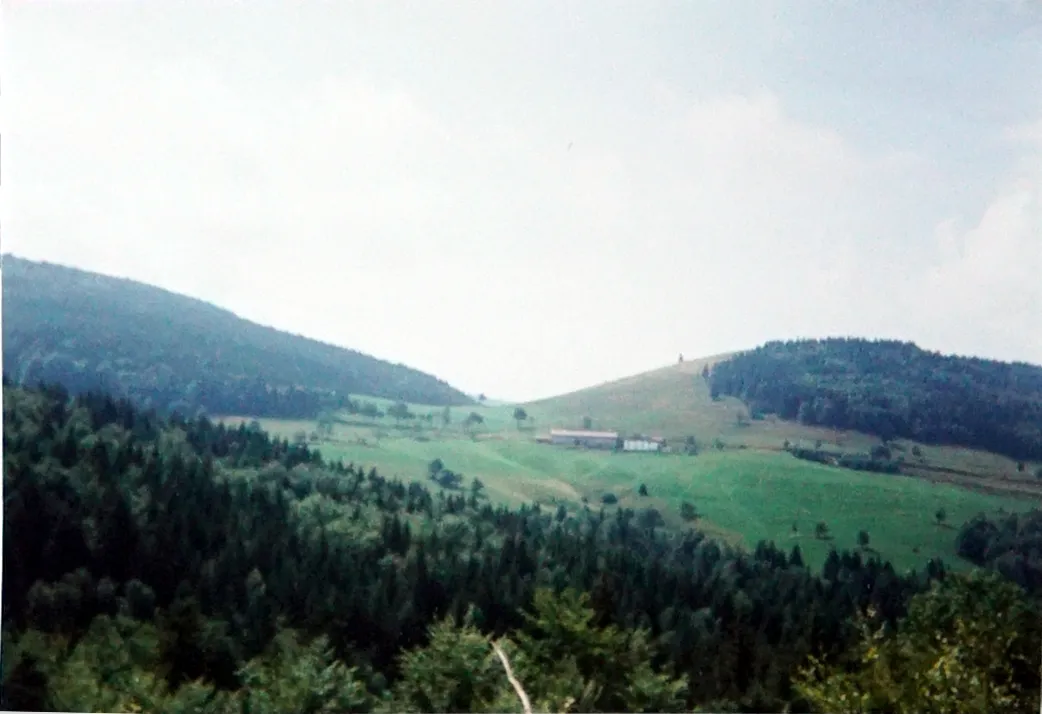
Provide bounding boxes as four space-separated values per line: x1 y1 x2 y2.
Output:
549 429 619 449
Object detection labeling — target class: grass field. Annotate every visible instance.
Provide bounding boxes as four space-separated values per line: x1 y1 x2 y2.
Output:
218 405 1036 573
216 354 1041 573
528 356 1042 496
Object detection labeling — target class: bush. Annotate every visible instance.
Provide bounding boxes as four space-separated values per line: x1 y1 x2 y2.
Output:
870 444 892 461
684 436 699 455
814 521 830 540
837 453 901 474
601 493 618 505
679 502 699 521
789 448 832 465
639 508 664 529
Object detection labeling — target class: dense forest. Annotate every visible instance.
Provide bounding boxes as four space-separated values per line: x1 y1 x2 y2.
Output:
4 380 1040 712
708 338 1042 461
2 256 472 417
957 509 1042 595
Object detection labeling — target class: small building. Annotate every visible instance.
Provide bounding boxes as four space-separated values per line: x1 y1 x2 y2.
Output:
623 436 665 453
549 428 619 450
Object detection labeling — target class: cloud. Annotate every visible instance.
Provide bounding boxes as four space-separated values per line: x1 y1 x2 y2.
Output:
910 123 1042 362
4 5 1040 400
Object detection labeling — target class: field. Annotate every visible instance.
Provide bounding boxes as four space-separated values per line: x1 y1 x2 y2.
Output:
216 363 1040 572
528 355 1042 497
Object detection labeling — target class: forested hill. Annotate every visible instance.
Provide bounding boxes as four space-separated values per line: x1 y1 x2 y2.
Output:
1 255 472 416
708 338 1042 461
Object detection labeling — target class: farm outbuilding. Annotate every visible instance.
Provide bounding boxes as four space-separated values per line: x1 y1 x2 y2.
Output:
549 429 619 450
623 437 664 452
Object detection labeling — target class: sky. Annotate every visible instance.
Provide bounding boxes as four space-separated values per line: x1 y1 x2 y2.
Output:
3 1 1041 402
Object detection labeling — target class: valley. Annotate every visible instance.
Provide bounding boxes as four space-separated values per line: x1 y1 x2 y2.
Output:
216 355 1042 572
7 258 1042 712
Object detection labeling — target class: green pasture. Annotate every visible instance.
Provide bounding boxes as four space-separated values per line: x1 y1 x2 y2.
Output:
217 407 1033 573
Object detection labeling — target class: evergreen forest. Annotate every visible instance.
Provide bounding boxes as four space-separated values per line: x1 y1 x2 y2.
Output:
708 338 1042 461
3 379 1041 712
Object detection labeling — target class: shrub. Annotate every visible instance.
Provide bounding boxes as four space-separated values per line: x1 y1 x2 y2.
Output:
679 502 699 521
870 444 892 461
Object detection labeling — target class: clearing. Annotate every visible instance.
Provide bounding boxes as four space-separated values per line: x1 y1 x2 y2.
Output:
217 391 1035 572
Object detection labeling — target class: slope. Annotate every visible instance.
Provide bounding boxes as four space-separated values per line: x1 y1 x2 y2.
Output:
1 255 473 416
524 352 805 443
525 348 1042 499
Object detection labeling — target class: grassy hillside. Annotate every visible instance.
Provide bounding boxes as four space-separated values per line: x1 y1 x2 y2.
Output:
218 397 1036 573
527 353 1042 499
2 255 472 416
525 352 881 450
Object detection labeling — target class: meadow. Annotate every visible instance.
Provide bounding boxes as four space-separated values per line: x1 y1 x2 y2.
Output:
217 384 1036 572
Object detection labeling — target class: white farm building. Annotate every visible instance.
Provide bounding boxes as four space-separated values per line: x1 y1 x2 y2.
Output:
544 429 666 453
623 438 663 452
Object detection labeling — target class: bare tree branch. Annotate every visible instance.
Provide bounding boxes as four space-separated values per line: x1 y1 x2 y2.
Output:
492 640 533 714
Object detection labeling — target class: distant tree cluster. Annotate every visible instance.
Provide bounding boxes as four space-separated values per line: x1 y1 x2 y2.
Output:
708 338 1042 461
786 444 902 475
956 509 1042 595
426 458 464 490
463 411 484 435
512 407 528 430
679 502 699 521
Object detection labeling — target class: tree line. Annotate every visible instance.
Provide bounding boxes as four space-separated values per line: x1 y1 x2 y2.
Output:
956 508 1042 595
708 337 1042 461
3 379 1039 712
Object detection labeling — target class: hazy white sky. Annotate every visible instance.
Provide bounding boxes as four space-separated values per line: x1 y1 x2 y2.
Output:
4 1 1041 401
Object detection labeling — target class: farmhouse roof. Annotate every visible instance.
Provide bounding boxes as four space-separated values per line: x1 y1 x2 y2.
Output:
550 428 619 439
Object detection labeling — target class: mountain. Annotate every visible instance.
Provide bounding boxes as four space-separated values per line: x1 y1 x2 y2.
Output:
1 255 473 417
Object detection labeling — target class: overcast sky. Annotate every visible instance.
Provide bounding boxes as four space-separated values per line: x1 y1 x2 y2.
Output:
4 1 1041 401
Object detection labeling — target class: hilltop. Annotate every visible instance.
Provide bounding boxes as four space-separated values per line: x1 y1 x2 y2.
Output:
708 338 1042 462
524 352 738 439
1 255 473 416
